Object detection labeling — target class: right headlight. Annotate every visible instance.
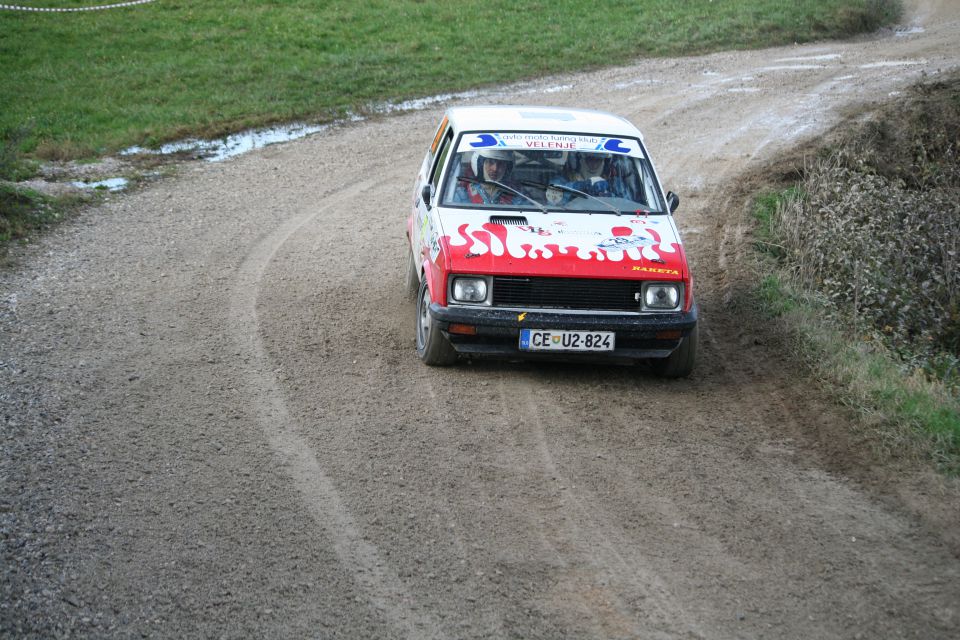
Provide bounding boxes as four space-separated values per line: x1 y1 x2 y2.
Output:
642 283 681 311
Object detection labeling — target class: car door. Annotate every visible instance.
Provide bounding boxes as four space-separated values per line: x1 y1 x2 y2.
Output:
414 119 453 287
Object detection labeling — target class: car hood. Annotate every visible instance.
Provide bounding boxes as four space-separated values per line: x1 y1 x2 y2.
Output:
436 209 688 280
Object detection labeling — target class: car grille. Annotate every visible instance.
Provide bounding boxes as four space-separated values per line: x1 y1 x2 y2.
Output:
492 276 643 312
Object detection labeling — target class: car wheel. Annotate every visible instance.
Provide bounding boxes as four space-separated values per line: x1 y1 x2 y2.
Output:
415 277 457 366
651 324 698 378
404 248 420 300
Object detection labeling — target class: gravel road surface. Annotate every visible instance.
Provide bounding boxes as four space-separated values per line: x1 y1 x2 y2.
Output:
3 1 960 638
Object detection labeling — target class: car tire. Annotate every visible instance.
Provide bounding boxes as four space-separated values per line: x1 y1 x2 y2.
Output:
651 324 698 378
404 248 420 300
415 277 457 366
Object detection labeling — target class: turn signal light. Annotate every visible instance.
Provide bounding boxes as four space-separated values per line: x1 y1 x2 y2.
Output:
656 330 682 340
448 323 477 335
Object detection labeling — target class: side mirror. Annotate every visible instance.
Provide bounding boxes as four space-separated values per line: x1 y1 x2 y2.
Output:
666 191 680 214
421 184 434 208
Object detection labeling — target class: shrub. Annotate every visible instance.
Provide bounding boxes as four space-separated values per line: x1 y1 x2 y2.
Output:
774 160 959 361
767 71 960 400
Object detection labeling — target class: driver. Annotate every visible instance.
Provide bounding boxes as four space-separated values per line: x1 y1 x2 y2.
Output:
454 149 520 204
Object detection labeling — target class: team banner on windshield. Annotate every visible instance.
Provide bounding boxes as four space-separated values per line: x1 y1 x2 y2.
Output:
458 132 644 158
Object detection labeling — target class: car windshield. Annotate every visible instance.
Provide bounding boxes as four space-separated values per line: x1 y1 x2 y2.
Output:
439 143 666 214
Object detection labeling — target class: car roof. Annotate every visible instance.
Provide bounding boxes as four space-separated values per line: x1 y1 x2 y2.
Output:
444 105 644 140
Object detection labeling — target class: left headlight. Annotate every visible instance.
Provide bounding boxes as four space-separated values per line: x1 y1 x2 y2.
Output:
451 277 489 304
642 282 681 310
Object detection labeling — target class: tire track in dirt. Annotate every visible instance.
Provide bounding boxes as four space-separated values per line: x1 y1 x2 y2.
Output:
495 371 705 639
227 179 445 640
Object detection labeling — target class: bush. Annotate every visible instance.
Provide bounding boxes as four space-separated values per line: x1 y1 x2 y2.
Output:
775 160 959 360
755 73 960 470
842 76 960 190
768 71 960 387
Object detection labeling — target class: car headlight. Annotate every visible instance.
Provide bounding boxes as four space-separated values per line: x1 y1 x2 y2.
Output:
451 277 489 303
642 283 680 310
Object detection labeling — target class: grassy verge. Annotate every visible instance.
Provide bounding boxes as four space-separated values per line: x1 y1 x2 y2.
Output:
0 184 91 250
1 0 901 160
0 125 94 253
750 257 960 472
749 73 960 473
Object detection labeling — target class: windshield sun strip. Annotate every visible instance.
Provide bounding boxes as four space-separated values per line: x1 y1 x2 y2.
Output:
439 132 667 213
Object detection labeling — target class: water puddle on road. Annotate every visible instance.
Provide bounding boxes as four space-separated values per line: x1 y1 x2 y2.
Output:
120 122 335 163
896 26 925 37
118 91 483 163
117 83 575 164
859 59 928 68
773 54 842 63
70 177 129 192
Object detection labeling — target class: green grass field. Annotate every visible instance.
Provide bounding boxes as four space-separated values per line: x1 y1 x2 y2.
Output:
1 0 900 161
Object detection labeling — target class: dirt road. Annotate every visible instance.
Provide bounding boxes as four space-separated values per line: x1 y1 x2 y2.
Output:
3 2 959 638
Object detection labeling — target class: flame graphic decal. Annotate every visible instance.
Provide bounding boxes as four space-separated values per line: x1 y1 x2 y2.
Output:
446 222 677 264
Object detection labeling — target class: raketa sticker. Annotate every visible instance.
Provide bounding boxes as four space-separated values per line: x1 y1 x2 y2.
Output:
460 133 643 158
597 235 654 251
632 266 680 275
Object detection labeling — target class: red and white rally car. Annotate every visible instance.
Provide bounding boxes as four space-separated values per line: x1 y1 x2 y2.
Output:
405 105 698 377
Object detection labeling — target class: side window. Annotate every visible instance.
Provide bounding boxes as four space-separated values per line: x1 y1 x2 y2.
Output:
626 156 662 210
638 161 662 210
430 129 453 187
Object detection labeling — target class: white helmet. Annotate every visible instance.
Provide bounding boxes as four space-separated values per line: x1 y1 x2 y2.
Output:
471 148 514 179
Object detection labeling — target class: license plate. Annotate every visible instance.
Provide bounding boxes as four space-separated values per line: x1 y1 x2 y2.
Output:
519 329 615 352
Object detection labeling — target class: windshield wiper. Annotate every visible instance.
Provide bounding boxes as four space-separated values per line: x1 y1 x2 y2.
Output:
520 180 624 216
458 176 548 214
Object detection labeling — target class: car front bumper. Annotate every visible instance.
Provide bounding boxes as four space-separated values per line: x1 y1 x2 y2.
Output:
429 303 698 363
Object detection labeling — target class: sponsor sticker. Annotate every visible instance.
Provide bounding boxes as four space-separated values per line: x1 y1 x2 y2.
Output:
597 235 654 251
460 133 643 157
632 266 680 275
516 226 551 236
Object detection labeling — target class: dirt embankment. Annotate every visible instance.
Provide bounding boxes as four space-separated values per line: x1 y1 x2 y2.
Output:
2 1 960 638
